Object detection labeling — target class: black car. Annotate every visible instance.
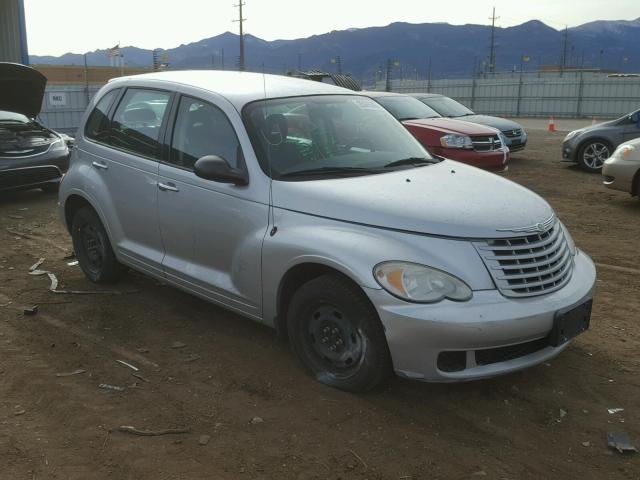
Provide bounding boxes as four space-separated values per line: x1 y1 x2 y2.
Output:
0 63 70 193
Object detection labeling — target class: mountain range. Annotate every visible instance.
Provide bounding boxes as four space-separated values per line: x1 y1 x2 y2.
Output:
30 18 640 81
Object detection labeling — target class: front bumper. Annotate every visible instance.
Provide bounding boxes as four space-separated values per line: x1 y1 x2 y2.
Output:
0 152 69 192
562 139 578 161
365 250 596 382
504 132 527 152
602 156 638 195
433 146 509 172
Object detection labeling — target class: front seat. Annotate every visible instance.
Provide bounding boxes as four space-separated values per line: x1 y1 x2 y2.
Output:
261 114 303 174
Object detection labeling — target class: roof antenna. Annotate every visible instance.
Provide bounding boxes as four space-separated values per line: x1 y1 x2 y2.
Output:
262 63 277 237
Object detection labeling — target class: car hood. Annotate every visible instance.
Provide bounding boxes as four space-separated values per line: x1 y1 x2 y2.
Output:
402 118 499 136
452 114 523 132
272 160 553 239
0 63 47 118
575 119 620 135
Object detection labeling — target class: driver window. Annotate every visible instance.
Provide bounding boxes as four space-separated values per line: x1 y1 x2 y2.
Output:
170 96 240 170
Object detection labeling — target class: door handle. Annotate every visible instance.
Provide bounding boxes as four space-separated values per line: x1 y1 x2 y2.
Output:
158 182 179 192
92 161 108 170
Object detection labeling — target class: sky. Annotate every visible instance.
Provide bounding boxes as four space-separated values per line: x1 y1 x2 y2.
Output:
25 0 640 56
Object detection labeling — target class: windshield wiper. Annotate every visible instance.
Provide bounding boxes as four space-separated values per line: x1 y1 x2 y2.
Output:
279 166 386 178
384 157 437 168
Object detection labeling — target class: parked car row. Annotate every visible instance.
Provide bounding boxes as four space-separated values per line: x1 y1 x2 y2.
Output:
51 69 595 392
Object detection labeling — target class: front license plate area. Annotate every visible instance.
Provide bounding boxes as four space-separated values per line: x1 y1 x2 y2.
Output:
549 299 592 347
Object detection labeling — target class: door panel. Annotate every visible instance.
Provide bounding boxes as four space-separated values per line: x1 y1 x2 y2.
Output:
97 88 171 275
158 95 269 318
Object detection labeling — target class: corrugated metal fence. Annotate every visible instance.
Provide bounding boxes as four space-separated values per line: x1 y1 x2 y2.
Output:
376 72 640 118
39 85 102 135
39 72 640 135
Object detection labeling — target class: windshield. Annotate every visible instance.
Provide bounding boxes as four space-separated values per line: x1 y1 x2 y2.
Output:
0 110 30 123
419 96 474 118
243 95 434 180
374 96 441 120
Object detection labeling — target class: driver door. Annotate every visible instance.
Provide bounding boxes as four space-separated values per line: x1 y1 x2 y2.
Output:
157 94 269 319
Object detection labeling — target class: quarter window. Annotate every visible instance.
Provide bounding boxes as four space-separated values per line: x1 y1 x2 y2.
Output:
84 89 119 142
110 89 171 159
170 96 240 170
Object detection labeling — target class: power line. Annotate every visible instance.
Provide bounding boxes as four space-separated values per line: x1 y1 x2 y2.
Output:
488 6 500 73
232 1 246 71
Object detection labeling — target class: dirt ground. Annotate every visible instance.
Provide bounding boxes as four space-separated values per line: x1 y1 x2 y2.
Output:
1 129 639 480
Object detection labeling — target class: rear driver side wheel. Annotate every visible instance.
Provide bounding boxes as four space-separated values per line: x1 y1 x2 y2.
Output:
71 207 124 284
287 274 392 392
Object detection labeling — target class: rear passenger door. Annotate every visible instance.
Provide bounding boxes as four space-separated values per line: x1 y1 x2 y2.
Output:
157 95 268 319
98 88 172 276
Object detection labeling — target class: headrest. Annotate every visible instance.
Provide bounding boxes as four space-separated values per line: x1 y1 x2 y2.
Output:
123 107 156 124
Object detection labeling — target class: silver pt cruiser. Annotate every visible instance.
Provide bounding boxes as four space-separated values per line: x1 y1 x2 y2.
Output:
59 71 596 392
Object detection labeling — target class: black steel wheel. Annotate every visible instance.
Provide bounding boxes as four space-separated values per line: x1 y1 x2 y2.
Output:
287 274 392 392
71 206 124 284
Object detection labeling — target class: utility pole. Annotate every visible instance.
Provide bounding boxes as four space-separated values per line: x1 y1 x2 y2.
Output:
488 7 499 73
560 26 569 74
385 58 392 92
233 1 246 71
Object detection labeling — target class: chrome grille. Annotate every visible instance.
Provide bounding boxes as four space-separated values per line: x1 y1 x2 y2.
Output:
502 128 522 138
471 134 502 152
474 221 574 298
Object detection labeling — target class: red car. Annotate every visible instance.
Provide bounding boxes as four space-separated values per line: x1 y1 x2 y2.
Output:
366 91 509 172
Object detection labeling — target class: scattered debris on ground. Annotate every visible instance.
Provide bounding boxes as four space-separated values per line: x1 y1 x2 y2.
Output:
607 432 638 454
115 426 190 437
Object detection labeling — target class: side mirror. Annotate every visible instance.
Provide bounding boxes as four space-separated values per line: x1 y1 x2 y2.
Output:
194 155 248 186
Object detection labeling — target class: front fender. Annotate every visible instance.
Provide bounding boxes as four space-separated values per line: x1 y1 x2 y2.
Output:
261 208 495 325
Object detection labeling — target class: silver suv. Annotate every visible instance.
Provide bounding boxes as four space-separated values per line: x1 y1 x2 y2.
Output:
59 71 596 392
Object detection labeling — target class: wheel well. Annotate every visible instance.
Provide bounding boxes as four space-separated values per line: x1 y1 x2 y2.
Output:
577 137 614 157
275 263 371 339
64 194 93 233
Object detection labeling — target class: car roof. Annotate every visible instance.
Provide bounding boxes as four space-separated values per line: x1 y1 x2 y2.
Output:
108 70 359 110
407 93 443 98
362 90 408 98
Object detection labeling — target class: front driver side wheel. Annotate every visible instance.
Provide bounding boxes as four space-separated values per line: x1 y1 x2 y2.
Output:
578 140 612 173
71 206 124 284
287 274 392 392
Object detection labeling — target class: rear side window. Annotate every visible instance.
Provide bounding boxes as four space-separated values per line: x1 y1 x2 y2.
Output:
110 89 171 159
84 89 119 142
169 96 240 170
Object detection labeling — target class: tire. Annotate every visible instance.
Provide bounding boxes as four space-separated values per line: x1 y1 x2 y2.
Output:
41 182 59 193
71 206 124 284
287 274 392 392
578 140 612 173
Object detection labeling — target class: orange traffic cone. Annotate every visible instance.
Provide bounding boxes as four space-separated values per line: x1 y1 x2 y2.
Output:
548 116 556 132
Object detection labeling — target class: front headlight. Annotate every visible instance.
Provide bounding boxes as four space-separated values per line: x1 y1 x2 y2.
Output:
50 139 68 152
440 134 473 149
498 132 508 149
617 144 636 158
561 223 577 257
564 130 581 142
374 261 472 303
